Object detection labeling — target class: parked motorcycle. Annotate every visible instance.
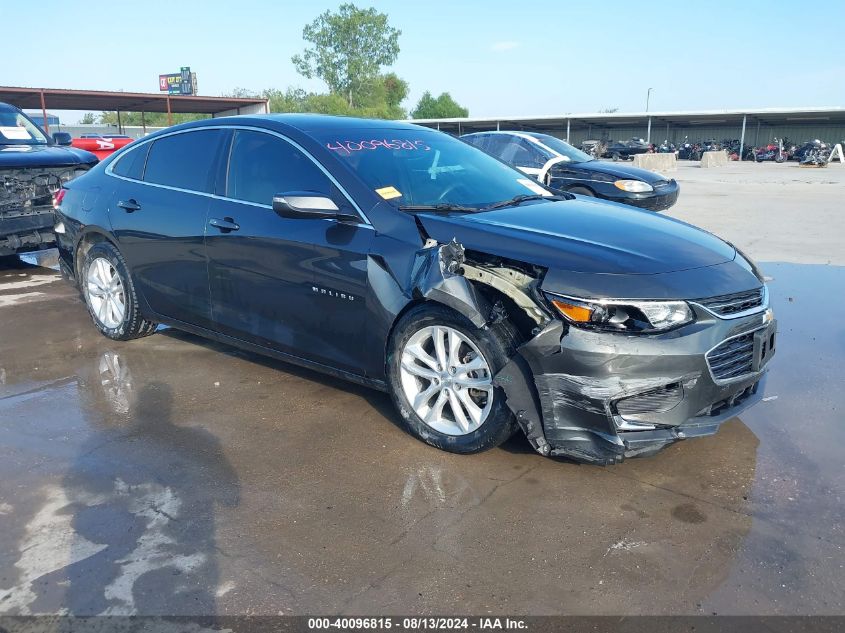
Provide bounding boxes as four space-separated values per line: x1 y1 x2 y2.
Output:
754 138 788 163
792 139 830 163
678 137 702 160
799 139 830 166
657 139 676 153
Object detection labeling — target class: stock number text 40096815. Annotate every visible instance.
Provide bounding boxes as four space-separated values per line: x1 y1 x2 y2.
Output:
326 139 431 156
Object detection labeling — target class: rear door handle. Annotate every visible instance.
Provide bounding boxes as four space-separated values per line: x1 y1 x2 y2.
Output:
208 217 240 232
117 199 141 212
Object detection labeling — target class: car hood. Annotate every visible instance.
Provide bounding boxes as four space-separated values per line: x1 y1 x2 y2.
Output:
558 159 669 184
415 198 736 275
0 144 98 169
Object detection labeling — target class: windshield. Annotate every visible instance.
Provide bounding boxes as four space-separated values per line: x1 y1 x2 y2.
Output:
527 133 592 163
0 109 49 145
318 129 553 209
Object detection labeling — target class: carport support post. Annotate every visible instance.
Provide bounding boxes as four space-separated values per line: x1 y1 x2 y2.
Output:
40 89 49 135
646 116 652 144
566 119 570 142
116 109 122 135
141 111 146 135
739 114 747 161
166 97 173 127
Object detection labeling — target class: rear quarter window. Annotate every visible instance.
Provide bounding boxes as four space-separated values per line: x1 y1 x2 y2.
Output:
111 142 150 180
143 129 225 193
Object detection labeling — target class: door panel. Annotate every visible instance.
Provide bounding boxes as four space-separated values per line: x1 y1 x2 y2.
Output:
107 129 226 328
110 183 212 327
305 222 373 371
205 199 319 354
206 129 373 374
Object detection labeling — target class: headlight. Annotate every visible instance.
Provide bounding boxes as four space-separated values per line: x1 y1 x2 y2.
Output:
547 294 694 333
613 179 653 193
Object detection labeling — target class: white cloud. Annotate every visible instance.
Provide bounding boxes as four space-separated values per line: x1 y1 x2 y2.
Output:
490 41 520 52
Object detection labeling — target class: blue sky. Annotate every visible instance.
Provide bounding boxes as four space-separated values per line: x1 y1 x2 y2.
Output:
4 0 844 123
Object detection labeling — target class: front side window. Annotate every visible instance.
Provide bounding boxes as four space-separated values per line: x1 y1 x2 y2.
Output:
143 129 224 193
319 129 553 209
501 137 550 169
226 130 335 206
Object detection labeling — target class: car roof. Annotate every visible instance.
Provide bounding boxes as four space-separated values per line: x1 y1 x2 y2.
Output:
187 113 428 134
463 130 545 140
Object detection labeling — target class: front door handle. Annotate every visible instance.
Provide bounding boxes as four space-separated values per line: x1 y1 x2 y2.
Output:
117 199 141 212
208 217 240 232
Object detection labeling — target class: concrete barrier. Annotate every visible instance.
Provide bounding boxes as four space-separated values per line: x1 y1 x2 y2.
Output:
700 150 729 168
632 153 677 172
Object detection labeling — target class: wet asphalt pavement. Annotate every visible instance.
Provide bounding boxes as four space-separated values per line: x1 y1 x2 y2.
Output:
0 165 843 615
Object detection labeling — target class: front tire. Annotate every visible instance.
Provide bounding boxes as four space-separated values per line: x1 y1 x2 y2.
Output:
387 304 519 454
81 241 157 341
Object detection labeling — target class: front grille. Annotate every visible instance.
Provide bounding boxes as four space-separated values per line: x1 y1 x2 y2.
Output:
706 332 755 381
697 287 764 317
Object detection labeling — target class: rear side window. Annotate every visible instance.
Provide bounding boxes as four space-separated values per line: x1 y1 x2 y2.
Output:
143 129 224 193
226 130 334 206
111 142 150 180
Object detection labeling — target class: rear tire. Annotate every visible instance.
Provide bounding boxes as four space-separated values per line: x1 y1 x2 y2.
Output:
387 304 519 454
81 241 157 341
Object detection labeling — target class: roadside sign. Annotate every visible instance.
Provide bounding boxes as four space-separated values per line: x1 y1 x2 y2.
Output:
158 67 196 95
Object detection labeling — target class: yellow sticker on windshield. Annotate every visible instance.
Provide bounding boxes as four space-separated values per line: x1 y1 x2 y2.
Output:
375 186 402 200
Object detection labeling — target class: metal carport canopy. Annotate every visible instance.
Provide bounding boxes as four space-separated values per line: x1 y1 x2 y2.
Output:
409 107 845 131
0 85 270 134
0 86 268 115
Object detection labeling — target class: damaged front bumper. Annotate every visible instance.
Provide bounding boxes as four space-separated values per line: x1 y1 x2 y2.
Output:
1 166 83 256
494 307 776 465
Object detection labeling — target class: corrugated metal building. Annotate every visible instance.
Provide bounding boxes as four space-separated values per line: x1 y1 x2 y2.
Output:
411 107 845 151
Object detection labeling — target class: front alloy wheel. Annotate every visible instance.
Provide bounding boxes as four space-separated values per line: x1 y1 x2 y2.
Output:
399 325 493 436
387 304 519 454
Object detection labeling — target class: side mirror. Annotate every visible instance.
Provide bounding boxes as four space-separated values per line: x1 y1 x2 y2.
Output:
272 191 358 222
52 132 73 146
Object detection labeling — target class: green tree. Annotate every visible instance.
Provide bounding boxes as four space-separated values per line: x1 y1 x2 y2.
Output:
358 72 408 119
410 92 469 119
292 3 401 108
80 112 96 124
97 111 208 127
263 76 407 120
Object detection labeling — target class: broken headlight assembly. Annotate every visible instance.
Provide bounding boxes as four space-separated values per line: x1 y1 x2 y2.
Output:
546 294 694 333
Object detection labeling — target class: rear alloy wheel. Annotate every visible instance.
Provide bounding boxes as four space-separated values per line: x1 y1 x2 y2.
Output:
81 241 157 341
388 304 519 454
87 257 126 329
